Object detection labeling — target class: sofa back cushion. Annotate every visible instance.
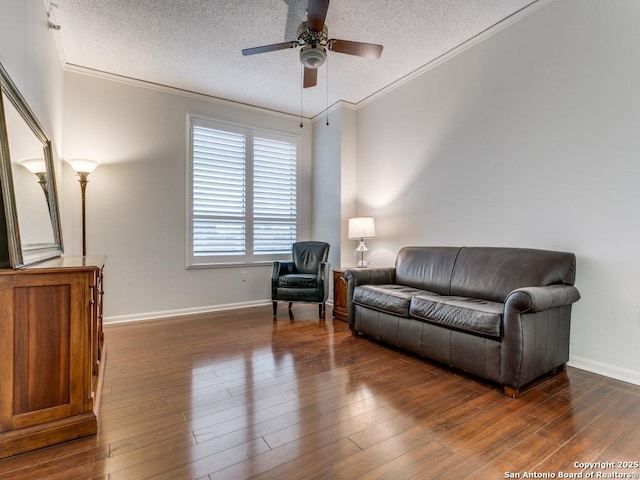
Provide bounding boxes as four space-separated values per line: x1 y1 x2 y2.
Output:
395 246 461 295
450 247 577 303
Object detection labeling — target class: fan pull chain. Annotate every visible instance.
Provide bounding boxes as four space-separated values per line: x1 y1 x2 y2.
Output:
326 56 330 126
300 64 304 128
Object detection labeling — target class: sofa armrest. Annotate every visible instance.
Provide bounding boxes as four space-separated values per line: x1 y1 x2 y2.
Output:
505 284 581 313
501 284 580 391
344 267 396 327
344 267 396 286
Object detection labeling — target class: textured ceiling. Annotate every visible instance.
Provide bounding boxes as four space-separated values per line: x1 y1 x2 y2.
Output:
52 0 540 118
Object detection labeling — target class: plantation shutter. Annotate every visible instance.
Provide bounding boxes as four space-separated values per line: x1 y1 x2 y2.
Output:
253 136 297 255
192 125 246 257
188 117 299 266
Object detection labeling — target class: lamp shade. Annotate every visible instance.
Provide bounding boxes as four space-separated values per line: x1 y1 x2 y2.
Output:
18 157 47 174
348 217 376 240
66 158 99 174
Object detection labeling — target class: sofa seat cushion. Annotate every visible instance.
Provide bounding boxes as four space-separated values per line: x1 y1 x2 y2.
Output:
354 284 440 317
409 295 503 339
278 274 318 288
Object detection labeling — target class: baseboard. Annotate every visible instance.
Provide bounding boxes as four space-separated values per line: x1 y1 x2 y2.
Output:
569 355 640 387
105 299 336 325
103 300 271 325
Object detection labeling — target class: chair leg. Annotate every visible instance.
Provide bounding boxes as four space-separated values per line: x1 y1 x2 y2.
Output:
318 303 324 318
288 302 293 311
272 302 277 316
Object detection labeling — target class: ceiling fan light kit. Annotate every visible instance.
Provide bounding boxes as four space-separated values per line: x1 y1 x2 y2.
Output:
300 45 326 69
242 0 383 89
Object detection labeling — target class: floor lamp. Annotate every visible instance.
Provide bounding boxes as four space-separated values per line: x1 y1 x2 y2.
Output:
66 159 99 256
348 217 376 267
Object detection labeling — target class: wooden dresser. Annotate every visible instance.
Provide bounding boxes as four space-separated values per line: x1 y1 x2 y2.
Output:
0 255 106 458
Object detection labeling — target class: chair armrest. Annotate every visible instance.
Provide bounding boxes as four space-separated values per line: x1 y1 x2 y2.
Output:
344 267 396 326
272 261 296 298
505 284 581 313
318 261 330 301
272 261 295 279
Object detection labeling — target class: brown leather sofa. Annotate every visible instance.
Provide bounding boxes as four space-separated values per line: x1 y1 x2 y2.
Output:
344 246 581 397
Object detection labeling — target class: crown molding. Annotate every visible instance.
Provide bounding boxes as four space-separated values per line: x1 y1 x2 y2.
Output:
62 62 309 123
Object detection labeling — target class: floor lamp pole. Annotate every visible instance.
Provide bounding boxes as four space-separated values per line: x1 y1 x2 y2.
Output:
78 172 89 257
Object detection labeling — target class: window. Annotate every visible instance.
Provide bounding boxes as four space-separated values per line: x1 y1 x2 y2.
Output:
187 116 299 267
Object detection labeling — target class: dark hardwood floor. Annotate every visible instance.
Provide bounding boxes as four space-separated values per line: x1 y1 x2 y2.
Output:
1 304 639 479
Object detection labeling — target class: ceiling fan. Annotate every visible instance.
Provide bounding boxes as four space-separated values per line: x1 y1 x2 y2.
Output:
242 0 383 88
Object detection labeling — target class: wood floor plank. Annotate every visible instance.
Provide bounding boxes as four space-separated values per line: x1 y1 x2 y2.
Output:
531 387 640 475
349 439 452 480
1 304 638 480
347 386 482 451
594 412 640 462
270 407 394 451
432 390 548 453
417 411 547 479
536 381 620 445
209 436 360 479
465 432 561 480
333 422 444 478
112 437 271 480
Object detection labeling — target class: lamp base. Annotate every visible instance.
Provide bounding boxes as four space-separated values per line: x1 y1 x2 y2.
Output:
353 240 369 268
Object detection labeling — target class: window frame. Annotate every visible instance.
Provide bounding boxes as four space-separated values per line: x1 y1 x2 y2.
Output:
186 115 300 268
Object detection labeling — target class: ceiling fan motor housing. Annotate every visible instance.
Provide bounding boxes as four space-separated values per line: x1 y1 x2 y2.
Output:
297 21 328 68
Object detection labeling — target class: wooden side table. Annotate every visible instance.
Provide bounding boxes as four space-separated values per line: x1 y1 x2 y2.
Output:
332 269 348 322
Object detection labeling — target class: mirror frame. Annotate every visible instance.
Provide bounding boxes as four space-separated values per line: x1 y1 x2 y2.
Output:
0 63 64 268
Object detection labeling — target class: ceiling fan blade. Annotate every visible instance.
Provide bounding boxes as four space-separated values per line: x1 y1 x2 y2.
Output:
307 0 329 32
303 67 317 88
328 39 383 59
242 41 299 56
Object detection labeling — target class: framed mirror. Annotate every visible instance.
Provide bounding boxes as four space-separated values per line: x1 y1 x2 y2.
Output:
0 63 63 268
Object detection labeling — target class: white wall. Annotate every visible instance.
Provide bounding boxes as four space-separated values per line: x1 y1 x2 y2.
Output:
311 105 359 304
60 71 313 321
354 0 640 385
311 105 359 273
338 108 358 268
311 107 342 273
0 0 63 151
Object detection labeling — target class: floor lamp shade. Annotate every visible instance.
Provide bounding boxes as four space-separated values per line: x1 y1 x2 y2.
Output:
66 158 99 174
